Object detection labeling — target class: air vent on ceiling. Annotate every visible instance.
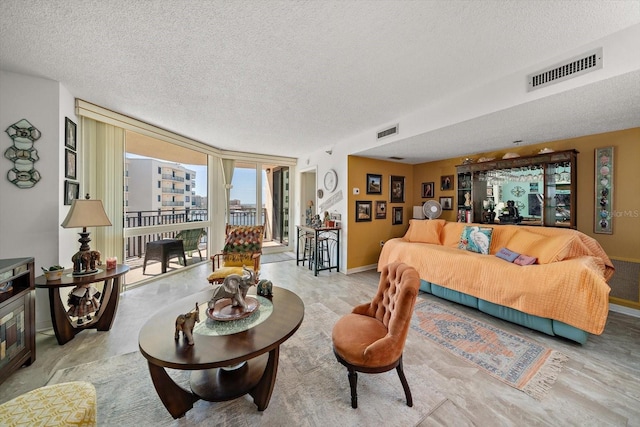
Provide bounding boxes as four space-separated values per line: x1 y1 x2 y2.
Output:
389 156 404 160
527 47 602 92
377 124 399 140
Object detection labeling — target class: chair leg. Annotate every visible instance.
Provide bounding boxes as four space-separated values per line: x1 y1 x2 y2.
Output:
347 367 358 409
395 356 413 407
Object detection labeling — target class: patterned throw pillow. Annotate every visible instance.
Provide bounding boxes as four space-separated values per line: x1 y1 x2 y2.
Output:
223 225 263 253
459 226 493 255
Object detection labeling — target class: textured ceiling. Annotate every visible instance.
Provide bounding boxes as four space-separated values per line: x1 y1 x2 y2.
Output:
1 1 639 163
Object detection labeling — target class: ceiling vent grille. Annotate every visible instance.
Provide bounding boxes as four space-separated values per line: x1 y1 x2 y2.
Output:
377 124 399 140
527 47 602 92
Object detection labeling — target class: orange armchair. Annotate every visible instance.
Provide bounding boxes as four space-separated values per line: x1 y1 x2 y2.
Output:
208 224 264 284
332 262 421 408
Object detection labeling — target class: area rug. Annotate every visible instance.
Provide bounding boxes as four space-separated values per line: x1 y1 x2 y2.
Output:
48 302 445 427
411 299 568 400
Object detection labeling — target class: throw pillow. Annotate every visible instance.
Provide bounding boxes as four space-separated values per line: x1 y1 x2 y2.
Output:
459 226 493 255
407 219 445 244
514 254 537 265
495 247 520 262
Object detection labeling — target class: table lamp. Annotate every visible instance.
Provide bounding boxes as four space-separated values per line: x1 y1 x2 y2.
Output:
61 194 112 276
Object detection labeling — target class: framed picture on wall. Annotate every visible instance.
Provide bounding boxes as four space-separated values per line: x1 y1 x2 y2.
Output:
64 180 79 205
375 200 387 219
355 200 372 222
366 174 382 194
390 175 405 203
392 206 403 225
440 196 453 210
440 175 453 191
65 149 76 179
65 117 77 150
421 182 434 198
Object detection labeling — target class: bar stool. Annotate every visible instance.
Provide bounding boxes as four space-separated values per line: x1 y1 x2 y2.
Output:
313 236 331 269
302 232 315 267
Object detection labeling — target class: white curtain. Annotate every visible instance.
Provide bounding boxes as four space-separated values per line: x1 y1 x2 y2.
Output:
221 158 235 224
80 117 125 266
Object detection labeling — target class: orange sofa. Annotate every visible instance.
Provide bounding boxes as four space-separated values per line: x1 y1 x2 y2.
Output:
378 220 614 344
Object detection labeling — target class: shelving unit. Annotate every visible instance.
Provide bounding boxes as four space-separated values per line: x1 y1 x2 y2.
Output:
0 257 36 385
455 149 578 227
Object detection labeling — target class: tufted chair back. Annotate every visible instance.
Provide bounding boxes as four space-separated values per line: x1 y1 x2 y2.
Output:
331 262 420 408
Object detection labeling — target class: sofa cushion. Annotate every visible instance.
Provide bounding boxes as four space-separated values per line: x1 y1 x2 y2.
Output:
506 230 576 264
441 222 466 247
459 226 493 255
405 219 445 244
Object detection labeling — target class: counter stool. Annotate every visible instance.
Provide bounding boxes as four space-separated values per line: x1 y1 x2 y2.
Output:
302 232 315 267
310 237 331 270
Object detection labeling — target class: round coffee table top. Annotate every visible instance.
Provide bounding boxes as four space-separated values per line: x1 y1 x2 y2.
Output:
138 286 304 370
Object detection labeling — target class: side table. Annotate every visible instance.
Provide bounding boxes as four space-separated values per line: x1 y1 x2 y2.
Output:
35 265 129 345
143 239 186 274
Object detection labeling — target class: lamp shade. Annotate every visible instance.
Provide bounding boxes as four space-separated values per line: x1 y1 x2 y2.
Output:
61 199 112 228
413 206 426 219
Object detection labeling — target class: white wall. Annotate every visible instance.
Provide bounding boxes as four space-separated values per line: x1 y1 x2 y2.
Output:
1 70 78 330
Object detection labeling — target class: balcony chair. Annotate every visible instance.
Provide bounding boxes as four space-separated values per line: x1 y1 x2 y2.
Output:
175 227 207 261
208 224 264 284
331 262 421 408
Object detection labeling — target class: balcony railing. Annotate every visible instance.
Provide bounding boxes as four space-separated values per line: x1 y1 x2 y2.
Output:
124 208 263 259
125 209 209 258
161 174 185 182
162 188 185 194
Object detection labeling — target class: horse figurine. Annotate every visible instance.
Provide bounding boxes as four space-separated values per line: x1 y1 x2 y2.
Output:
174 302 200 345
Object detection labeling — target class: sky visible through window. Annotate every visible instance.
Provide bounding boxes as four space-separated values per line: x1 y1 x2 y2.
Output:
126 154 263 205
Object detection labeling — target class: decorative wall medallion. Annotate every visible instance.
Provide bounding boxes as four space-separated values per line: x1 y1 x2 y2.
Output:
511 186 525 197
594 147 613 234
4 119 41 188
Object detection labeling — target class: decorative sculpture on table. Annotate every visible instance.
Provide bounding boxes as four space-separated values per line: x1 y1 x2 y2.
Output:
71 250 102 274
208 267 257 312
256 279 273 297
67 284 101 325
174 302 200 345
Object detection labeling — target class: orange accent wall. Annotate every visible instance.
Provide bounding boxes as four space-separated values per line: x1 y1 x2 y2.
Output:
412 127 640 261
348 128 640 287
347 156 414 269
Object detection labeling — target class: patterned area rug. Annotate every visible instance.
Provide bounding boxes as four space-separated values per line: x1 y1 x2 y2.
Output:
48 303 445 426
411 299 568 400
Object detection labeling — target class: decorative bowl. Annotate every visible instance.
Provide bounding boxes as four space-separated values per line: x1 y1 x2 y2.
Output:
44 270 64 281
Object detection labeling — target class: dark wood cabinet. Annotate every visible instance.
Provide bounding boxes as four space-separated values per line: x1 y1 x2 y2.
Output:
0 257 36 385
456 149 578 228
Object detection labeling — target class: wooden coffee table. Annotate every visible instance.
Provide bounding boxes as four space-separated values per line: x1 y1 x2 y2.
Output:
138 286 304 419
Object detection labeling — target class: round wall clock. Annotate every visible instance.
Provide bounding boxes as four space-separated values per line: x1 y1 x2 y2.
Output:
324 169 338 192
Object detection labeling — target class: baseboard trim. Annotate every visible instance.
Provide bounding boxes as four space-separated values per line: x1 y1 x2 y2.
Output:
610 303 640 318
346 264 378 274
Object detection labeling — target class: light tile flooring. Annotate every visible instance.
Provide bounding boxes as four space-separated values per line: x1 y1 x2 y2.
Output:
2 257 639 426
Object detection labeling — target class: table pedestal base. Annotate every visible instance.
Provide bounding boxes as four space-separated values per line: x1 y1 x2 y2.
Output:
148 348 279 419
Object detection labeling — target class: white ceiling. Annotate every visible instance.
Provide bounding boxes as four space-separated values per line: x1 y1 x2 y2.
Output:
1 1 639 164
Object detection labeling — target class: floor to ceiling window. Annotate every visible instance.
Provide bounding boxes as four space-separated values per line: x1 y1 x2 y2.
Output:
230 162 290 250
124 131 210 285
